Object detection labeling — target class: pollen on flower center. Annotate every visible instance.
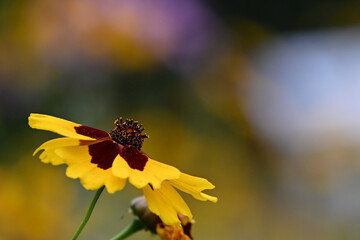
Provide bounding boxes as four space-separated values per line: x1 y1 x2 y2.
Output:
109 117 149 150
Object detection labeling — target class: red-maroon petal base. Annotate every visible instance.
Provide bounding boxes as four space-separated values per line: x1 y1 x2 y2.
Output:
89 140 119 170
75 125 110 139
87 139 149 171
120 145 148 171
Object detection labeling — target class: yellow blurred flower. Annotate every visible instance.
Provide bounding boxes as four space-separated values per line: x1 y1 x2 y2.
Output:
0 159 73 239
157 215 194 240
28 113 217 225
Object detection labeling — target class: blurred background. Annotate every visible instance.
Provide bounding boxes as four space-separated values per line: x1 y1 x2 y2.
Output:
2 0 360 239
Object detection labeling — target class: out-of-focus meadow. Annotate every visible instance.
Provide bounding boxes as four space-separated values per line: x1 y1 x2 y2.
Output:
2 0 360 239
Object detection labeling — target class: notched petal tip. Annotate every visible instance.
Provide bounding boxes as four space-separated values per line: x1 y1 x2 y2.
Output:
170 173 218 203
104 175 127 194
33 148 40 156
200 193 218 203
32 138 82 156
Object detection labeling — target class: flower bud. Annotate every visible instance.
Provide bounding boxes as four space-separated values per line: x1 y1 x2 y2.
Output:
130 196 162 233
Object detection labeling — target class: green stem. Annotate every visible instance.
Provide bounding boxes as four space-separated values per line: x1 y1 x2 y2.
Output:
72 186 105 240
109 219 145 240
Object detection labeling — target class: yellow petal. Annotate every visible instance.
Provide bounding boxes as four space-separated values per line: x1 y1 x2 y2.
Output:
39 149 65 165
129 159 180 189
34 137 84 165
55 144 93 178
105 175 127 194
80 167 110 190
33 137 82 155
65 158 94 179
54 145 91 164
29 113 96 140
159 181 192 220
199 192 218 203
54 144 125 193
112 155 130 179
143 184 182 225
170 173 218 203
78 167 126 192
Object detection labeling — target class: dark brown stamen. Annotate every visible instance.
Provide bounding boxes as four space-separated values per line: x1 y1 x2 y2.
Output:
109 117 149 150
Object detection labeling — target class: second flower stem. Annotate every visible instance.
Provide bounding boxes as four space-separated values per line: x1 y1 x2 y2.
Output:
109 219 145 240
72 186 105 240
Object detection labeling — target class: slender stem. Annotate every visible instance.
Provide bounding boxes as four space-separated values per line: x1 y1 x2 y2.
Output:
109 219 145 240
72 186 105 240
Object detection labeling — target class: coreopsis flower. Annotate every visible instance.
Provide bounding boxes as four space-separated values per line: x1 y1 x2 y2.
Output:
29 113 217 225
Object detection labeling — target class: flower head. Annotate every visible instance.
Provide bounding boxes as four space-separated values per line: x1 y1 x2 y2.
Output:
29 113 217 225
156 214 194 240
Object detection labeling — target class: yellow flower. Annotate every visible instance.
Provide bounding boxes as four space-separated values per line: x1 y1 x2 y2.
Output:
156 214 194 240
29 113 217 225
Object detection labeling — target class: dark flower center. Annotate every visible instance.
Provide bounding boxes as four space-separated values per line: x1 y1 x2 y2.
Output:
109 117 148 150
